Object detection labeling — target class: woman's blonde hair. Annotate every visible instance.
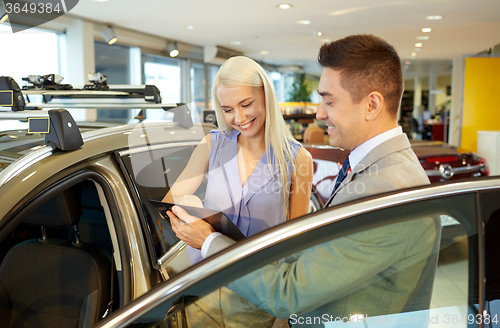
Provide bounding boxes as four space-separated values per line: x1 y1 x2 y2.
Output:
212 56 297 220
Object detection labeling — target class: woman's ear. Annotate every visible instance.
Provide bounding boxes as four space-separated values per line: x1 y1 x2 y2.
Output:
365 91 384 121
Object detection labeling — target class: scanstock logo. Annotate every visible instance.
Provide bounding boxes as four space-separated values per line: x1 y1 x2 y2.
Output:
1 0 79 33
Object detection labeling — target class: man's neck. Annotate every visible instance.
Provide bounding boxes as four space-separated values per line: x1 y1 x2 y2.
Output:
348 126 403 170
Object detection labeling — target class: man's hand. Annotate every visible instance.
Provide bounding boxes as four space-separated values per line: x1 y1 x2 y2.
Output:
167 206 215 249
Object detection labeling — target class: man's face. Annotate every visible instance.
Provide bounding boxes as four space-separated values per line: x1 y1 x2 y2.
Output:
317 68 366 151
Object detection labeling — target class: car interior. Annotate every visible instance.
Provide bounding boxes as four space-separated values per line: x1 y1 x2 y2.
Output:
0 178 119 328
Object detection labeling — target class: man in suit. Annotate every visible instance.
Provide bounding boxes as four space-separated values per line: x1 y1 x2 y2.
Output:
169 34 438 327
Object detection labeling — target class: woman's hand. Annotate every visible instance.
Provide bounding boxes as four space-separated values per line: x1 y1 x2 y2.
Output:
167 206 215 249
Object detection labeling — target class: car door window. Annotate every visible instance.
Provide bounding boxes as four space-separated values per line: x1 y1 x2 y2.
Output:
118 142 204 275
115 191 478 328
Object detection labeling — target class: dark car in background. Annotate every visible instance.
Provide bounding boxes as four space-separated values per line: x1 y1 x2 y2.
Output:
305 141 489 207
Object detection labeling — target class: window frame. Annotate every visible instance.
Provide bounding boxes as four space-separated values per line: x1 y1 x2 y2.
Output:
115 141 201 269
0 168 132 308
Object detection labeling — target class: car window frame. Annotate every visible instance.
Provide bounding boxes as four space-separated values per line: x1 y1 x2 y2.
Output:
479 188 500 324
96 177 500 328
114 141 201 270
0 168 132 307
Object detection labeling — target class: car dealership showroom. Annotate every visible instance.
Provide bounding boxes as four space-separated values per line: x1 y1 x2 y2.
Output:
0 1 500 327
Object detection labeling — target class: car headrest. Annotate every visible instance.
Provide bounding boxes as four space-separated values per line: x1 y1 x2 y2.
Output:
23 187 83 228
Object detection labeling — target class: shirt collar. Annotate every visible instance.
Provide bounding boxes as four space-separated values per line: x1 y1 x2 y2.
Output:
349 126 403 170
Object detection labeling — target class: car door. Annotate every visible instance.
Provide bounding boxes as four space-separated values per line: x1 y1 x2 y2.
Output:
95 177 499 328
116 141 206 280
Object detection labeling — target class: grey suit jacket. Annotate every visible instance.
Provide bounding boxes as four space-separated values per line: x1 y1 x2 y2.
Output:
206 133 439 327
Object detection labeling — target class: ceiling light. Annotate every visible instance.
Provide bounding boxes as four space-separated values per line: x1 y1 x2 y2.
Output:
411 52 417 56
426 15 442 20
277 3 292 9
416 36 430 40
296 20 311 25
167 41 179 57
230 41 241 45
320 39 331 43
312 31 323 36
421 27 432 33
183 25 195 29
260 51 270 55
415 43 423 47
101 26 117 45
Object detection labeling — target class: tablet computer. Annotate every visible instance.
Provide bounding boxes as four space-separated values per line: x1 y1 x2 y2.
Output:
149 200 245 241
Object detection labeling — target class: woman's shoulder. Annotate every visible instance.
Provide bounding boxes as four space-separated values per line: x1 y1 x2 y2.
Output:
208 129 238 156
287 139 303 156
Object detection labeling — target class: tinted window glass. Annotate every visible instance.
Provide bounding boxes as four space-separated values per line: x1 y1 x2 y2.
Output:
126 192 477 328
119 143 205 264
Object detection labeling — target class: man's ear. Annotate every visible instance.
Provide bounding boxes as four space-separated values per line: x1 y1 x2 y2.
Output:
365 91 384 121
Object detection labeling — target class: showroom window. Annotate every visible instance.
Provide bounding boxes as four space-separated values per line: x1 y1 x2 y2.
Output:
190 61 206 121
207 64 220 109
95 41 131 84
0 25 60 87
143 54 181 104
94 41 133 121
267 70 284 102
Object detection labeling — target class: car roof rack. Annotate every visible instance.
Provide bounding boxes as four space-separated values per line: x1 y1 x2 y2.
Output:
23 84 162 104
0 77 193 128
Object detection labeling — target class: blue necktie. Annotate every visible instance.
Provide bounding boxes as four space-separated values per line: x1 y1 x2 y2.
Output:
332 157 351 195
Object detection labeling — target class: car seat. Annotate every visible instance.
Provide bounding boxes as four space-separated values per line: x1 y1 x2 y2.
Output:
303 126 324 144
0 187 111 328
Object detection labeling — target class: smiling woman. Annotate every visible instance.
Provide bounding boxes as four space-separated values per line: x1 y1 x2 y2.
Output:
162 55 313 327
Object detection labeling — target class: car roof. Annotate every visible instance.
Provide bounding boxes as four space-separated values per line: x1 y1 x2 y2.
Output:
0 121 212 187
0 124 106 175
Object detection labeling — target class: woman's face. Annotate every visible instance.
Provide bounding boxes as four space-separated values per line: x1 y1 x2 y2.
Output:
217 85 266 139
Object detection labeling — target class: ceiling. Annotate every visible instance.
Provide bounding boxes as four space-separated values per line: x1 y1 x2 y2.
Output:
69 0 500 76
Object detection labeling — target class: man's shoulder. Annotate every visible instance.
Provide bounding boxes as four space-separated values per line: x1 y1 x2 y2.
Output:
358 147 429 190
331 145 429 206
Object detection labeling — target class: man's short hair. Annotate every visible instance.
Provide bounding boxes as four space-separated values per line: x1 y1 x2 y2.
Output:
318 34 404 118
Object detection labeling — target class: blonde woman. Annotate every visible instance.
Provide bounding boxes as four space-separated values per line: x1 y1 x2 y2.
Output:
164 56 313 327
164 56 312 260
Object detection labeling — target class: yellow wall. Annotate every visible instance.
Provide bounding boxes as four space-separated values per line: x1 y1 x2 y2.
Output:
461 57 500 152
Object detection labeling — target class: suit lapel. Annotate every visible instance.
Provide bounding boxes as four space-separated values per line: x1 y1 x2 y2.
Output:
325 134 412 207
